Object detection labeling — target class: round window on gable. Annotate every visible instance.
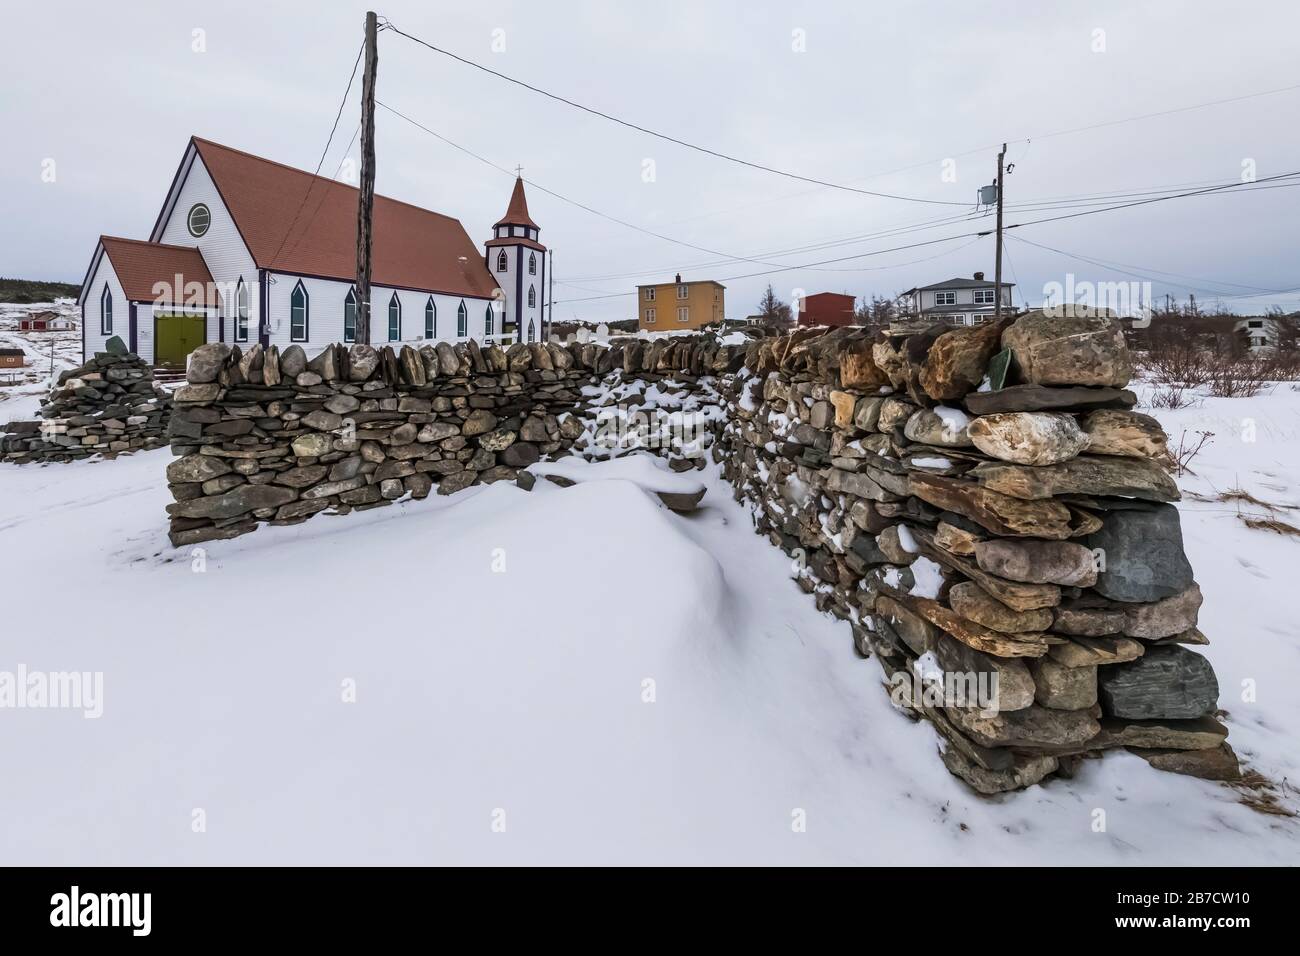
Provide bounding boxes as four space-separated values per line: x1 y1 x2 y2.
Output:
187 203 211 238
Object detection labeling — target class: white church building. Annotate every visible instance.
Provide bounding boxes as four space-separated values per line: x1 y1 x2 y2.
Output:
78 136 549 367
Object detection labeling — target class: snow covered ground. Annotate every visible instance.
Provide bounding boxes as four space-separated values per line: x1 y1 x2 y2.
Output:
0 382 1297 864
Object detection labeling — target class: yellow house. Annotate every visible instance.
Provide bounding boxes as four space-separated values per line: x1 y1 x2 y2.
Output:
636 274 725 331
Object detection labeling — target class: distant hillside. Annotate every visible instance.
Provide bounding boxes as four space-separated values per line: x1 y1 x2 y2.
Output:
0 277 80 305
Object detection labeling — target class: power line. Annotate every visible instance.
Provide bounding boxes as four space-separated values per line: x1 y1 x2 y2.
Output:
284 121 364 261
555 233 988 303
1008 234 1300 301
552 172 1300 304
556 234 987 294
381 20 971 207
1001 171 1300 233
268 37 366 268
379 98 1009 286
379 99 840 272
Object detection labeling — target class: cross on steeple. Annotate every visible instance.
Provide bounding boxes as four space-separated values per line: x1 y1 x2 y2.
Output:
514 165 523 178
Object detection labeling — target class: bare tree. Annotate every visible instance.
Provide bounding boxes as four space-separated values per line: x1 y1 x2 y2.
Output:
755 284 793 329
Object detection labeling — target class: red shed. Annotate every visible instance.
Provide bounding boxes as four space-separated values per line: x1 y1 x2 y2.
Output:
796 292 857 328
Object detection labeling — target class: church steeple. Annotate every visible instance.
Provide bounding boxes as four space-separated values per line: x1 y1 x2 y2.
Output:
494 175 539 231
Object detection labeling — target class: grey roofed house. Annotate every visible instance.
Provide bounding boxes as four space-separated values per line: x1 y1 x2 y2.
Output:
899 271 1014 328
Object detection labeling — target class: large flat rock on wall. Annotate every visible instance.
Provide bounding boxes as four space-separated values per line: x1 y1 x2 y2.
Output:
711 316 1232 794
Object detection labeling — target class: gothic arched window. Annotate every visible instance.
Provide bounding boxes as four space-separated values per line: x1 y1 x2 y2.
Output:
290 280 309 342
343 287 357 343
388 292 401 341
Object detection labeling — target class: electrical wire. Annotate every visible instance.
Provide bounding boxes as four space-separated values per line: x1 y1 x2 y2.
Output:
381 20 972 207
268 38 365 267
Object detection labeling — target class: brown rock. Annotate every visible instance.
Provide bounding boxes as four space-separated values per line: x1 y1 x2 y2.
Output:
1081 409 1168 459
1029 657 1097 710
1053 601 1126 637
974 538 1098 587
948 581 1054 633
880 587 1051 658
919 320 1005 401
933 520 983 555
1048 636 1145 667
872 340 909 388
1130 743 1241 781
1122 585 1203 639
968 412 1089 466
934 634 1037 712
912 531 1062 611
908 472 1080 540
1093 715 1229 751
875 595 940 655
941 747 1058 794
829 390 859 430
1001 310 1134 387
946 702 1100 749
903 408 974 447
839 341 889 389
968 455 1179 502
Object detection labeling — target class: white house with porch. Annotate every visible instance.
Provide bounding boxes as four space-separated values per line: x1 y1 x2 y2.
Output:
899 272 1014 327
77 136 549 367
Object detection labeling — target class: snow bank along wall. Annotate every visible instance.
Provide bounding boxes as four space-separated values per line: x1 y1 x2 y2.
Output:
0 337 171 463
160 317 1231 794
162 335 739 547
713 316 1232 793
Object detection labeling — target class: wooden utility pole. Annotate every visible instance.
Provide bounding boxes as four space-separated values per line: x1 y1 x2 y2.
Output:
354 11 379 343
547 250 554 342
994 142 1007 322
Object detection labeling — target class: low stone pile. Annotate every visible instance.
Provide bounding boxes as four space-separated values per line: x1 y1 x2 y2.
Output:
165 335 743 546
714 312 1234 793
1 336 172 464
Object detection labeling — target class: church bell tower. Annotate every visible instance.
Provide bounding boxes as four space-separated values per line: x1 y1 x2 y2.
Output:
484 174 546 345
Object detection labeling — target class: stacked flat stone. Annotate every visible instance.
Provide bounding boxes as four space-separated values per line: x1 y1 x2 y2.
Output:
713 313 1234 793
165 335 744 547
0 337 172 464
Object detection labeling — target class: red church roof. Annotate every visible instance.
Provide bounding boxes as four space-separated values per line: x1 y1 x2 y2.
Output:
182 137 499 300
96 236 218 306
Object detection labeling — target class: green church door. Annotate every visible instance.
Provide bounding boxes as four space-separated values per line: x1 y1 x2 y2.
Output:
155 314 206 367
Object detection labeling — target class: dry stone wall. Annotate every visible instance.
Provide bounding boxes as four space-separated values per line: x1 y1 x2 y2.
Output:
1 336 172 464
712 314 1235 793
164 335 742 547
161 319 1234 795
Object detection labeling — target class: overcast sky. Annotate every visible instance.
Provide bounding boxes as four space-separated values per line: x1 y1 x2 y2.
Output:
3 0 1299 321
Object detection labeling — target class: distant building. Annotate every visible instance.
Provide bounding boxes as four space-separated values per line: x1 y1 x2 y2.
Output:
636 274 725 331
0 348 25 368
1235 316 1281 352
900 272 1013 327
796 292 857 328
18 310 72 332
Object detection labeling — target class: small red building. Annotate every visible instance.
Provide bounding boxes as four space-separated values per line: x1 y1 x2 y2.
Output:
796 292 857 328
